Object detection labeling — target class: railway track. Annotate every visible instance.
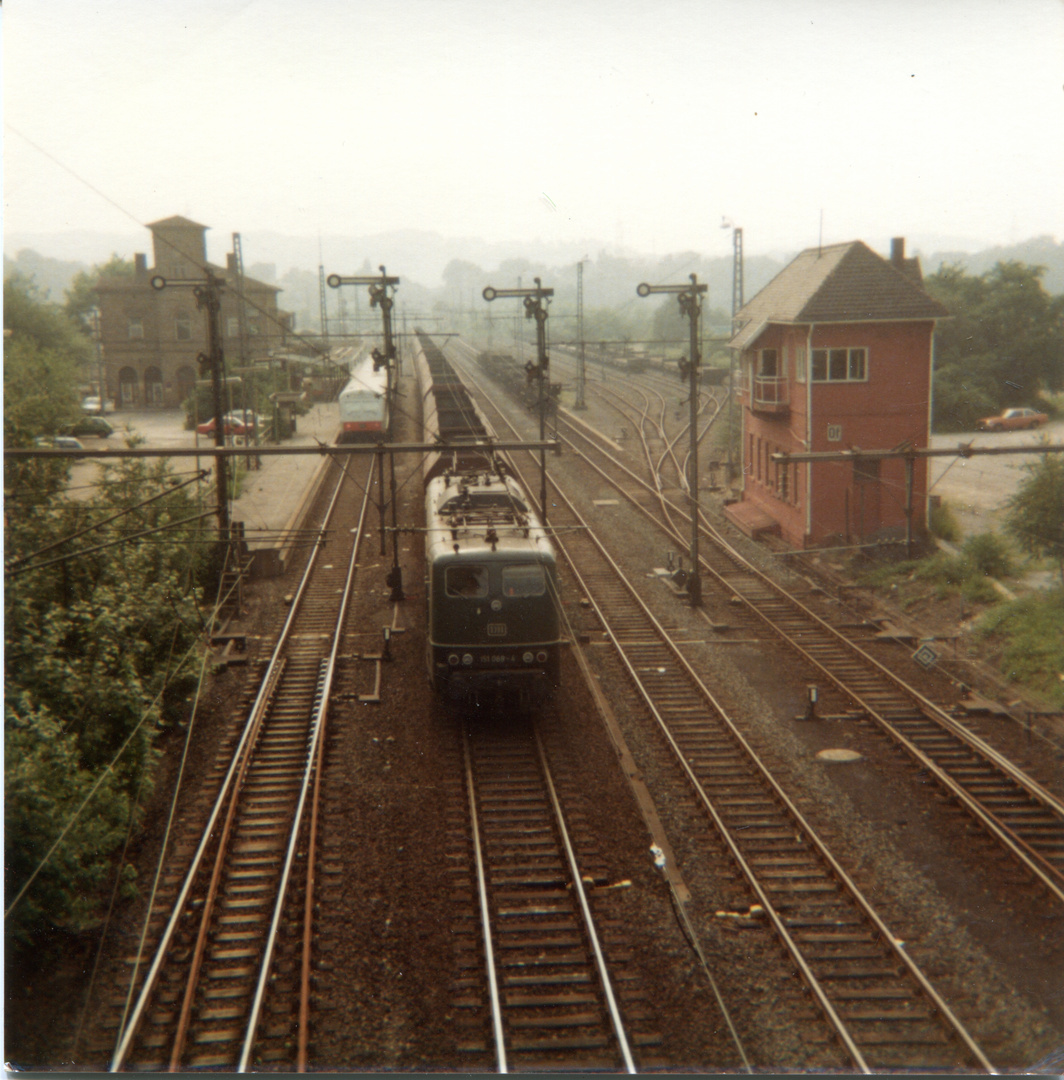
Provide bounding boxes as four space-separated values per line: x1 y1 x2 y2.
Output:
475 338 1064 904
450 718 650 1072
551 402 1064 904
107 454 371 1072
453 347 998 1071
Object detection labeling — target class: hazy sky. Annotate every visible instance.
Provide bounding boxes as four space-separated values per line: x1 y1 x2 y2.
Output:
5 0 1064 260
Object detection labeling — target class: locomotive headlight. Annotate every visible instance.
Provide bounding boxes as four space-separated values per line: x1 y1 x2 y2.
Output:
462 653 474 666
448 653 460 666
523 651 534 664
537 651 548 663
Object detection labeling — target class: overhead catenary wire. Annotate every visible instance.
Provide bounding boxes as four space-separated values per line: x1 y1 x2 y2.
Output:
7 509 216 579
5 469 208 571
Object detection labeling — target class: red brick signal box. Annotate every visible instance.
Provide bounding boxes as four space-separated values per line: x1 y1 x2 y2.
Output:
724 238 948 550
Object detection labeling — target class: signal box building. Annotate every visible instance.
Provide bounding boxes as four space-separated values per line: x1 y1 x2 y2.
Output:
724 238 948 549
95 215 292 408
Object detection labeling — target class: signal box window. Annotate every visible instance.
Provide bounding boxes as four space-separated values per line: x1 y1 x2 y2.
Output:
758 348 779 377
812 348 867 382
446 565 488 597
502 564 545 598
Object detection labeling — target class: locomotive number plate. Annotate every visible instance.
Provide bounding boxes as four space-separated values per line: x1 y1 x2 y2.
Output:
487 623 507 637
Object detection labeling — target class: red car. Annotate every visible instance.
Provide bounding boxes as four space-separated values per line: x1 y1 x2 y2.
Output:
976 407 1049 432
196 412 259 436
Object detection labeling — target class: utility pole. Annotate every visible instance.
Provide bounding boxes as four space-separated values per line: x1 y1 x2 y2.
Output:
574 258 588 410
151 269 230 537
722 223 744 484
232 233 250 367
318 264 330 352
483 278 554 522
327 267 404 599
89 307 105 408
637 273 708 606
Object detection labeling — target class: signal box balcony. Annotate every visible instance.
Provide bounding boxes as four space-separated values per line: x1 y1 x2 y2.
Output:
750 376 790 416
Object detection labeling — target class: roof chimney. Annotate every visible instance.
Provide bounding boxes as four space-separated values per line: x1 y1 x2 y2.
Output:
890 237 905 266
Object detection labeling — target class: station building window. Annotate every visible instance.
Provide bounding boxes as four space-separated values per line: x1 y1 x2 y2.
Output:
176 314 192 340
128 317 144 340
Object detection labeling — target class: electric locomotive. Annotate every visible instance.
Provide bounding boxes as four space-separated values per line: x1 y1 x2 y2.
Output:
425 462 560 707
415 330 561 707
337 354 389 443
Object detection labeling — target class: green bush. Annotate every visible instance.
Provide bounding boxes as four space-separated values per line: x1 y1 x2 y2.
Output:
929 500 961 542
961 533 1015 579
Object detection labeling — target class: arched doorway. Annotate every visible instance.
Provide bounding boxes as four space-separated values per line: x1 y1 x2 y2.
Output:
118 367 138 407
144 367 164 407
175 365 196 405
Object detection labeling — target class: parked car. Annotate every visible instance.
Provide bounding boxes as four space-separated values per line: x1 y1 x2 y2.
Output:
196 412 260 437
63 416 114 438
975 407 1049 432
81 396 113 414
35 435 85 450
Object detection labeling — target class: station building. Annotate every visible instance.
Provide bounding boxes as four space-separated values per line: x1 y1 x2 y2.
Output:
724 238 948 550
95 215 292 409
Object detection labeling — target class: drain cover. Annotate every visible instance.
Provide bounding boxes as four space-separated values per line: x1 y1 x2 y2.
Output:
816 748 863 763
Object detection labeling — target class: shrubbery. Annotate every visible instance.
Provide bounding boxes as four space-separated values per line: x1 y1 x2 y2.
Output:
4 274 212 949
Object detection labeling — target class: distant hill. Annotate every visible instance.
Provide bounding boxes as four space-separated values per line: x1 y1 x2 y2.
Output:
3 249 90 303
922 235 1064 294
6 231 1062 332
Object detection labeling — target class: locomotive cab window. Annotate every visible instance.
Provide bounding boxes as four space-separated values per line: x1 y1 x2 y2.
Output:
446 565 489 597
501 564 546 597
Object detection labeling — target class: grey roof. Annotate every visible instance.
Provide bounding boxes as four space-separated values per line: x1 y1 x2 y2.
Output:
730 240 948 350
147 214 209 231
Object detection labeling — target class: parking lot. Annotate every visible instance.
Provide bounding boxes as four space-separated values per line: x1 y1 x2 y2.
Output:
929 417 1064 537
67 404 341 544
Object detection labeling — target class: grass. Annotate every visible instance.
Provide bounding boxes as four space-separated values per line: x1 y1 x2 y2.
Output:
853 535 1064 705
977 589 1064 707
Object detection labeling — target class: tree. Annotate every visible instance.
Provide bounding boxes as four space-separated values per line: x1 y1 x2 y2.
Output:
4 456 209 946
926 261 1064 431
3 275 91 449
1005 452 1064 587
64 254 134 329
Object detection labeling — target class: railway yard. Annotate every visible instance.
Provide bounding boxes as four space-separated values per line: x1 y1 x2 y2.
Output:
10 333 1064 1073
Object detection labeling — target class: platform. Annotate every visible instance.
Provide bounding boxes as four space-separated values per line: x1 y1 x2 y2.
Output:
231 403 339 574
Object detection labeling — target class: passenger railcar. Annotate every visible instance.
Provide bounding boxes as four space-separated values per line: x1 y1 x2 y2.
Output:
337 355 389 443
415 331 562 707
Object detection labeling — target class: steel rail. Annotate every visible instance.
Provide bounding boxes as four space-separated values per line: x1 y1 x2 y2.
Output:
109 454 360 1071
516 452 996 1075
553 411 1064 902
462 726 508 1074
165 656 286 1068
239 472 373 1071
459 359 996 1073
533 730 637 1074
